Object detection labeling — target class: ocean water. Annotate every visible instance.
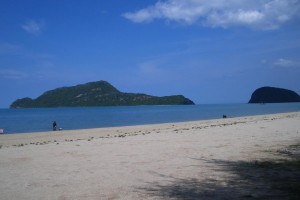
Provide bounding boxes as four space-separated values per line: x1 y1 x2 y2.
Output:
1 103 300 134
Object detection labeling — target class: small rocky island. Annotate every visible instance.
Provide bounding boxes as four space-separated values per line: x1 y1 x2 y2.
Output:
249 86 300 103
10 80 194 108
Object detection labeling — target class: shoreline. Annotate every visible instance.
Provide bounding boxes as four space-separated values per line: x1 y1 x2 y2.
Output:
1 111 299 148
1 111 300 199
2 102 300 135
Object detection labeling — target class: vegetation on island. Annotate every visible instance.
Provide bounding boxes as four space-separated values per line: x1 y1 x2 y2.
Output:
10 81 194 108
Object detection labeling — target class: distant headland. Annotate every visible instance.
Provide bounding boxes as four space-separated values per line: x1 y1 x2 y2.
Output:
10 80 195 108
249 86 300 103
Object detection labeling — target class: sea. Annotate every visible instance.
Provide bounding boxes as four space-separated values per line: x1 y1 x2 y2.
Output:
1 103 300 134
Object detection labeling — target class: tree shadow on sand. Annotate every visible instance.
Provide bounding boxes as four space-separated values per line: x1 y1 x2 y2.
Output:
138 144 300 200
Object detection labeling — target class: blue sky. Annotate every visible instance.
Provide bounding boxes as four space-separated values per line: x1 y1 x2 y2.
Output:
1 0 300 108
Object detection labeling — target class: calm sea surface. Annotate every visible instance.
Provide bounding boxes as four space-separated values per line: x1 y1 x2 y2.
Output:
1 103 300 134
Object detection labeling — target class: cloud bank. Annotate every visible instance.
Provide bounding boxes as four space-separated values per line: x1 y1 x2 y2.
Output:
123 0 300 30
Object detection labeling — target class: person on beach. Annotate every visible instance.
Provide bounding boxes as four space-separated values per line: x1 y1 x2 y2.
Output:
52 121 57 131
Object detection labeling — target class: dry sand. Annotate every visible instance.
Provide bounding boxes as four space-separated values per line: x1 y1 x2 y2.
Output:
0 112 300 199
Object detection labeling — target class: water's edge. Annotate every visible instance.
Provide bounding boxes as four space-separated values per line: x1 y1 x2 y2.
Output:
1 103 300 134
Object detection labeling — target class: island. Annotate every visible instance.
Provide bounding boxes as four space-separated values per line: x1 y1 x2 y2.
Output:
248 86 300 103
10 80 195 108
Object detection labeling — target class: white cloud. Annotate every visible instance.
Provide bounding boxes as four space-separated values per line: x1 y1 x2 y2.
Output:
274 58 299 67
138 60 165 76
0 69 28 80
0 43 21 54
123 0 300 30
22 19 45 35
100 10 109 15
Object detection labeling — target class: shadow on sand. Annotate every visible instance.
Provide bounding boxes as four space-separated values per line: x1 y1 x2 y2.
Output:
139 144 300 200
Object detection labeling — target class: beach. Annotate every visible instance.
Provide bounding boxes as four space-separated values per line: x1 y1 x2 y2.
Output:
1 112 300 199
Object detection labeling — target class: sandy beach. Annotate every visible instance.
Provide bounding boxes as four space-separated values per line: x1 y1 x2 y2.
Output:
1 112 300 199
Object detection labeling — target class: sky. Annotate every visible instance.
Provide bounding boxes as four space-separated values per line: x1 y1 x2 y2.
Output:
1 0 300 108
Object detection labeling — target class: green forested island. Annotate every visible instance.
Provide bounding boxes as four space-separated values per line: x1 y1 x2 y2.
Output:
10 81 194 108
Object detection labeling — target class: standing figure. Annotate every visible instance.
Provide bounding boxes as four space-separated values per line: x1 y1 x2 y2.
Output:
53 121 57 131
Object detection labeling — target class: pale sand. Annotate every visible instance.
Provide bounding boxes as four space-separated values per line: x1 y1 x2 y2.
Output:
0 112 300 199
